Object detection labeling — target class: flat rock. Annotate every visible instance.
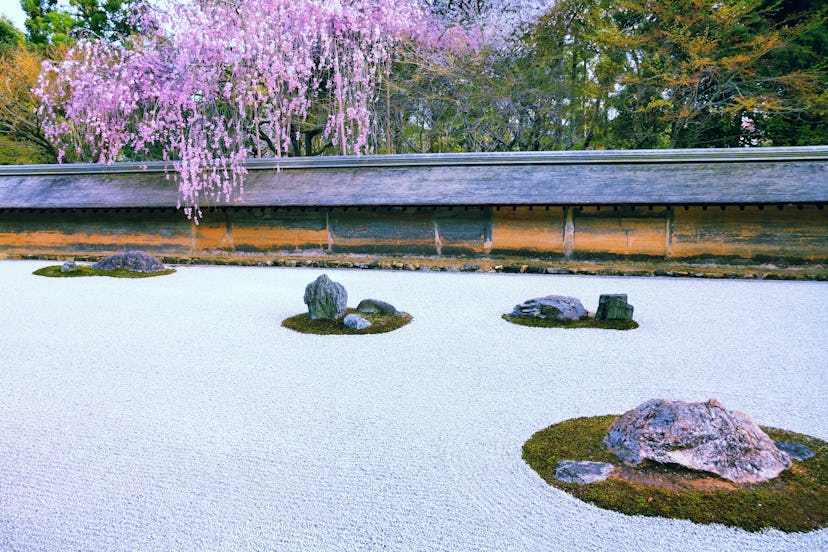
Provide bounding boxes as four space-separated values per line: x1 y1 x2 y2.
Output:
304 275 347 320
91 251 165 272
343 314 371 330
511 295 588 321
775 441 815 460
357 299 400 316
555 461 616 484
595 294 634 322
60 261 78 273
605 398 791 483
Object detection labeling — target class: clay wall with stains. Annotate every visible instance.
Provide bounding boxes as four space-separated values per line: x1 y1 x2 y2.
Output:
0 203 824 263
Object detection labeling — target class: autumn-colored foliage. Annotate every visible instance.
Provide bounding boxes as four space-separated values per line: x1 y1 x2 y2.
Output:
0 43 59 163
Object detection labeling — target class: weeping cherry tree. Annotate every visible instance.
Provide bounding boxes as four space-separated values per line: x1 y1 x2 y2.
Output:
34 0 435 219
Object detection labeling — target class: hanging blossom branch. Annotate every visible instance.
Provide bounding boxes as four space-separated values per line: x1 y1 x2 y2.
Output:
34 0 436 220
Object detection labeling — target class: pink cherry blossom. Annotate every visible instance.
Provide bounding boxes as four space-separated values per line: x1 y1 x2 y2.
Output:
35 0 438 220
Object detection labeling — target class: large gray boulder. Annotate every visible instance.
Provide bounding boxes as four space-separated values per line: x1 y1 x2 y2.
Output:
92 251 165 273
511 295 588 321
605 398 792 483
304 275 347 320
357 299 400 316
595 294 634 322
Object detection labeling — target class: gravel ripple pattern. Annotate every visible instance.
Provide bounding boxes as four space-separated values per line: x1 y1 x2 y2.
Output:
1 261 826 551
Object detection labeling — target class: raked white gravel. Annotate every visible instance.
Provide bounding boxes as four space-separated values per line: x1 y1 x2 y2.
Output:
0 260 826 551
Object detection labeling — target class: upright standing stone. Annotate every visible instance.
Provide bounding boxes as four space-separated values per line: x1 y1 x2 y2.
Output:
605 398 792 483
595 294 634 322
304 275 347 320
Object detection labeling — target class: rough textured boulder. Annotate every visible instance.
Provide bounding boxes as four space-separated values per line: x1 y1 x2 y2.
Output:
555 461 616 484
304 275 347 320
60 261 78 273
357 299 400 316
511 295 588 321
775 441 815 461
343 313 371 330
595 294 634 322
605 398 792 483
92 251 165 273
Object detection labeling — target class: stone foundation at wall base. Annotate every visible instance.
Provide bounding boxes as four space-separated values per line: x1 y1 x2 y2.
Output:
8 251 826 281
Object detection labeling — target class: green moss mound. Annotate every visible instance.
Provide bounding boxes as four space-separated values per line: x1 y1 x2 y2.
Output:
523 415 828 533
33 265 175 279
502 313 638 330
282 308 412 335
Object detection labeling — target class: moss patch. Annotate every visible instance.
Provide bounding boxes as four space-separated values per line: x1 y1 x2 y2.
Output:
282 308 412 335
502 313 638 330
523 415 828 533
33 265 175 278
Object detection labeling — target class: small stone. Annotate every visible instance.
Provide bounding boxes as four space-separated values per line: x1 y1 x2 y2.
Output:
303 274 347 320
405 264 417 271
60 261 78 273
775 441 815 461
91 250 165 272
460 263 480 272
605 398 792 483
595 294 634 322
546 268 570 274
510 295 588 321
357 299 400 316
554 461 616 484
343 314 371 330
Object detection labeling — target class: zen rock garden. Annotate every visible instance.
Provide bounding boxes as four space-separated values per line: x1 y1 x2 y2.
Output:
504 293 638 329
26 255 827 535
523 397 827 532
282 274 412 335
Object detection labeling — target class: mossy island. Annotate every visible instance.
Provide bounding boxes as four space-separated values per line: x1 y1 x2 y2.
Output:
523 401 827 533
283 274 411 335
34 252 174 278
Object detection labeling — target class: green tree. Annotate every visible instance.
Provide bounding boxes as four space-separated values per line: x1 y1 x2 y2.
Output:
760 0 828 145
22 0 137 46
607 0 825 147
0 15 26 54
526 0 826 148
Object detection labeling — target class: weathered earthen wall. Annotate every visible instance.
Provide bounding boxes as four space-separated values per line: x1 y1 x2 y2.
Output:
1 204 825 263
